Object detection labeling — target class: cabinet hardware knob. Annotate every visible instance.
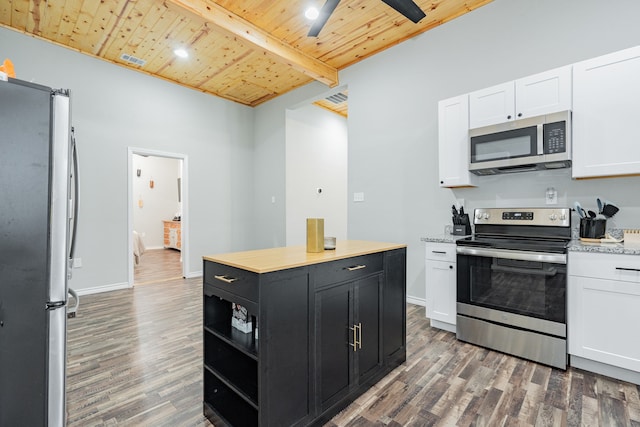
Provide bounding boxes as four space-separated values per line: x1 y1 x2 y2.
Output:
449 265 453 269
517 112 523 117
507 115 512 120
214 275 238 283
346 265 366 271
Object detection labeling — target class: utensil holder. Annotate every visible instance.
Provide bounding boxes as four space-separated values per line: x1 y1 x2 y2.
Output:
579 218 606 239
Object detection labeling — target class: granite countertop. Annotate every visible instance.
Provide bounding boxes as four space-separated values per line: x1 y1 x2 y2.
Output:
567 239 640 255
420 235 469 244
203 240 407 273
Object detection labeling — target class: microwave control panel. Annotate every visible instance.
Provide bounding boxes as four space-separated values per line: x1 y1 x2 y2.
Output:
543 121 566 154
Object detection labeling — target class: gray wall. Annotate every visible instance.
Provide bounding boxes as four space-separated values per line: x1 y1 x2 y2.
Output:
3 0 640 299
254 0 640 302
0 27 255 293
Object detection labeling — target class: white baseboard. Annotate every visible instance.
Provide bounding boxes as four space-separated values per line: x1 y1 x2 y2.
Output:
571 355 640 385
407 296 426 307
72 282 131 296
186 270 202 279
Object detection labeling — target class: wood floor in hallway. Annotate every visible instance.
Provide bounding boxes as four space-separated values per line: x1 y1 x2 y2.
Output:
66 255 640 426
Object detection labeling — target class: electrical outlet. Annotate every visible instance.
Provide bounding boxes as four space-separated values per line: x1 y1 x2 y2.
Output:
353 192 365 202
546 187 558 205
72 258 82 268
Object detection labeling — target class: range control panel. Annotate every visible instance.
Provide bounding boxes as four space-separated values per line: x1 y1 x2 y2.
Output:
502 211 534 221
474 207 571 227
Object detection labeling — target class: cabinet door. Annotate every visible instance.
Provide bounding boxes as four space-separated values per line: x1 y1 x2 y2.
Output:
316 282 352 409
355 274 382 384
469 81 515 128
568 275 640 373
438 95 477 188
425 259 456 326
572 45 640 178
515 65 572 119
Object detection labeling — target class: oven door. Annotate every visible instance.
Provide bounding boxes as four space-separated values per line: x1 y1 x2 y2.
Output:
457 246 566 336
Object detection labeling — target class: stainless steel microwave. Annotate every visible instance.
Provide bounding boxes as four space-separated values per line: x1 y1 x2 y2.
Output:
469 110 571 175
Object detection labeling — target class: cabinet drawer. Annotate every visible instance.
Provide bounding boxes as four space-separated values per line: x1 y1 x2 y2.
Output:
425 242 456 262
204 261 259 302
312 253 383 288
569 252 640 283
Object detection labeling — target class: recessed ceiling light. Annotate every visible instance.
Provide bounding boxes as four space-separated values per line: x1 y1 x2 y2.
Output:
173 48 189 59
305 7 319 20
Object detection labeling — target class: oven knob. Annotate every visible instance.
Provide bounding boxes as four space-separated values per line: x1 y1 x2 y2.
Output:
482 213 490 220
560 213 567 221
549 213 558 221
475 212 483 220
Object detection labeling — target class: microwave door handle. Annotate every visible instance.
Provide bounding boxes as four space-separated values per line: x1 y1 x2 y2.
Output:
537 124 544 155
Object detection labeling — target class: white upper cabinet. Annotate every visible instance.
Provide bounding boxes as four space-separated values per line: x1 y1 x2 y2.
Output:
437 95 477 188
572 45 640 179
469 65 572 129
468 81 515 129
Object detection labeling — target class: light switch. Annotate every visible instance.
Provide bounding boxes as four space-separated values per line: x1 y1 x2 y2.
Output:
353 192 365 202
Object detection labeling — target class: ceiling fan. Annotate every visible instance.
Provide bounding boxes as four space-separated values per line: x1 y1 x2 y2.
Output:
308 0 426 37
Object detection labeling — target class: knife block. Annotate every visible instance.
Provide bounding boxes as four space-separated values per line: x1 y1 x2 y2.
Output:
452 214 471 235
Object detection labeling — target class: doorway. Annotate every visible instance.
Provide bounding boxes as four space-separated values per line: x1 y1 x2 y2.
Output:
127 148 189 286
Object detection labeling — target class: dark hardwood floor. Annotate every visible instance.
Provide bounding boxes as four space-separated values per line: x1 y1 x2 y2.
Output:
66 253 640 426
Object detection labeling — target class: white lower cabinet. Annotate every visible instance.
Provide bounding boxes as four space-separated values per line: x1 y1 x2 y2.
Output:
425 242 456 333
568 252 640 381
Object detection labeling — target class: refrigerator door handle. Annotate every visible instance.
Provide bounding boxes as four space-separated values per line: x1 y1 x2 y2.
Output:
69 127 79 262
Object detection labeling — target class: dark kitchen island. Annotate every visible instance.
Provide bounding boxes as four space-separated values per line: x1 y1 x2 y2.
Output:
202 240 407 427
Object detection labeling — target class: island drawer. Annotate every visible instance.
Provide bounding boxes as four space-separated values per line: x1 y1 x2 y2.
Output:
312 252 384 288
204 261 259 302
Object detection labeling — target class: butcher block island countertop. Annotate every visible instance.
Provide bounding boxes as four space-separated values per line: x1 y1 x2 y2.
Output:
202 240 407 273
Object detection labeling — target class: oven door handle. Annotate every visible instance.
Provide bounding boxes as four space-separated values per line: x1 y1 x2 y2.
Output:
491 264 558 276
456 246 566 264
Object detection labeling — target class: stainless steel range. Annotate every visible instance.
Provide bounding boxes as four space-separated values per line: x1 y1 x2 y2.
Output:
456 207 571 369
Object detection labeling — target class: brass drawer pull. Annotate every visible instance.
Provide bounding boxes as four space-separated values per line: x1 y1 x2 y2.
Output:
214 274 238 284
346 265 366 271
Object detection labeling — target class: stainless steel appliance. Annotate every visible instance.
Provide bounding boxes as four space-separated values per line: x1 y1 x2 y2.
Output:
456 207 571 369
0 77 79 426
469 110 571 175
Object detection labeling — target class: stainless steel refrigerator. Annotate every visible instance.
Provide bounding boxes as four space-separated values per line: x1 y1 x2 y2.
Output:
0 77 79 426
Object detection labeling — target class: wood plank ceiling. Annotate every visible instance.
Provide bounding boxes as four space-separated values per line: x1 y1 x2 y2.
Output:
0 0 493 108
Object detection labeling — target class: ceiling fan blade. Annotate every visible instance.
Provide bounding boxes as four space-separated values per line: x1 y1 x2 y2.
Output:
380 0 426 23
308 0 341 37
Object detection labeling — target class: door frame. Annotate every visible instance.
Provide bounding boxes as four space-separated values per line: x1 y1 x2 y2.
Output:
127 147 189 286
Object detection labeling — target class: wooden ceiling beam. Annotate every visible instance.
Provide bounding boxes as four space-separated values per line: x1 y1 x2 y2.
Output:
166 0 339 88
